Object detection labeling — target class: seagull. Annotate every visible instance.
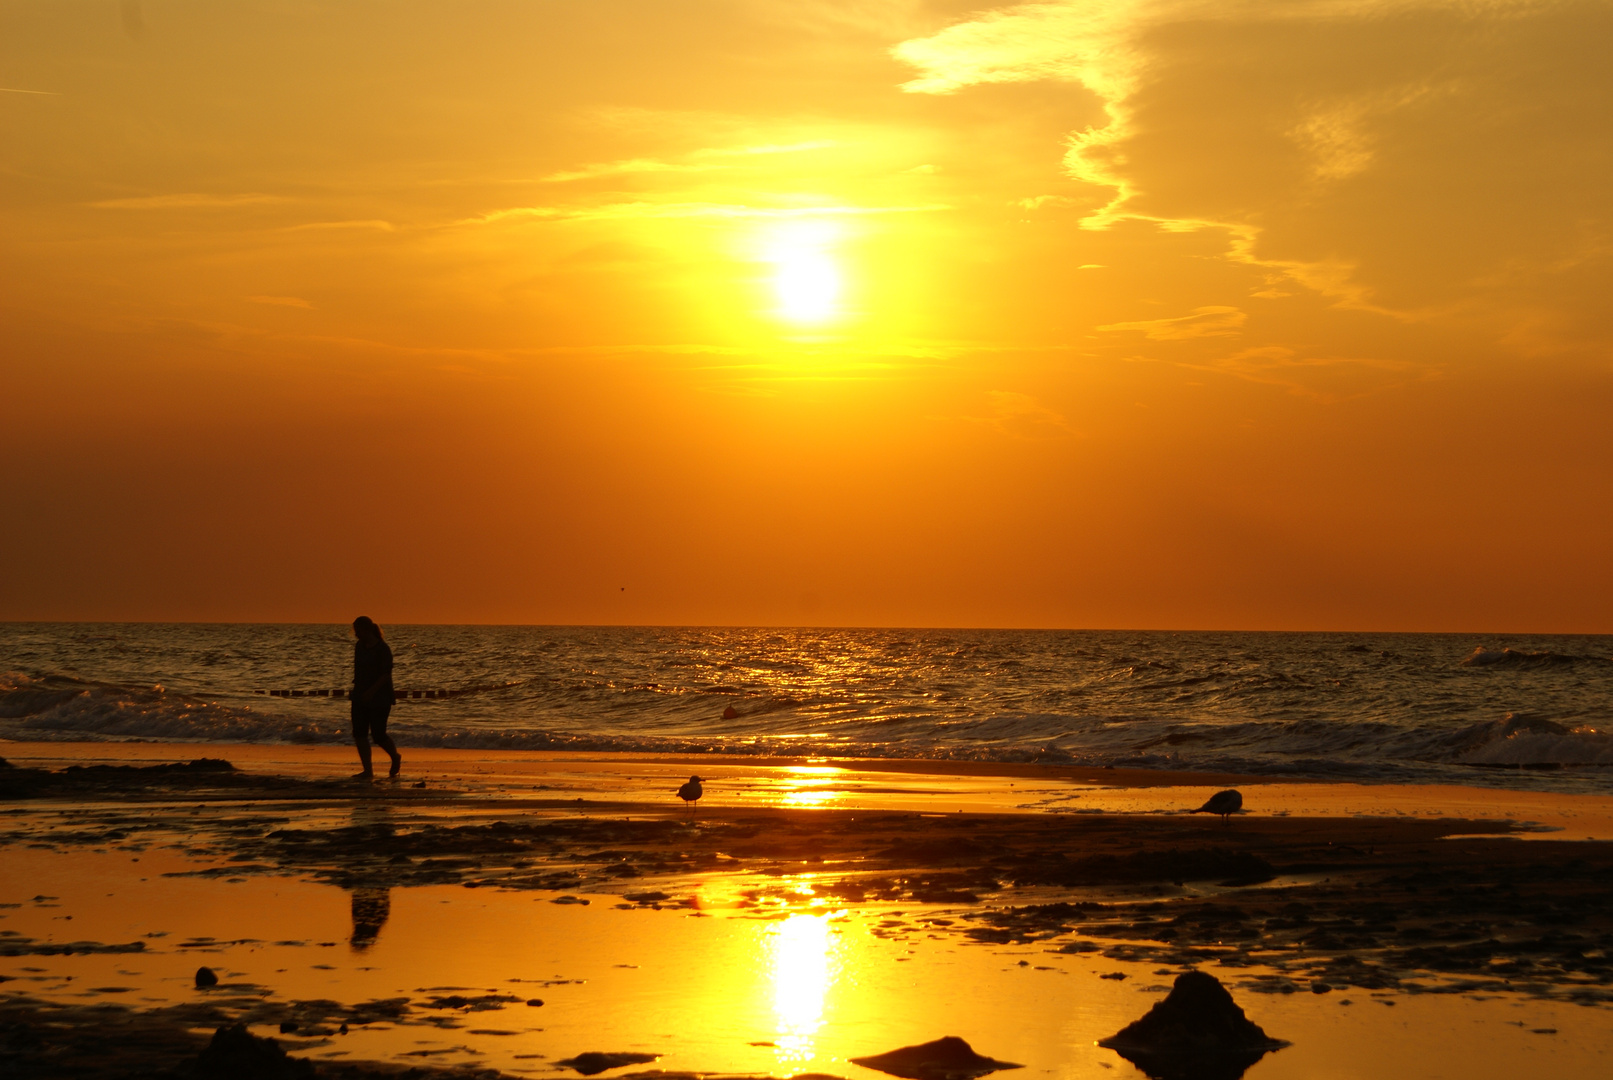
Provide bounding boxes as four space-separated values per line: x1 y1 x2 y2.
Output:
676 775 704 813
1190 789 1243 823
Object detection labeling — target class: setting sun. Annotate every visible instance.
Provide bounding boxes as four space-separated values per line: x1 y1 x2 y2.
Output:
763 222 843 324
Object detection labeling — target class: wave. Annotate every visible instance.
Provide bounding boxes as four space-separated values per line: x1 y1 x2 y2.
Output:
0 672 339 744
1460 647 1597 668
1457 712 1613 767
5 663 1613 785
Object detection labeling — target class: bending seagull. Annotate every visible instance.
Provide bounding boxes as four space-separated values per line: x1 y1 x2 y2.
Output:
1190 789 1243 823
676 775 704 814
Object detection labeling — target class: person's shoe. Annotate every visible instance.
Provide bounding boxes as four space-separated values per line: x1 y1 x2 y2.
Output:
388 756 402 779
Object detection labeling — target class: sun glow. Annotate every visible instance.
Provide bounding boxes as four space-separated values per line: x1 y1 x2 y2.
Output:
769 912 840 1066
764 222 843 324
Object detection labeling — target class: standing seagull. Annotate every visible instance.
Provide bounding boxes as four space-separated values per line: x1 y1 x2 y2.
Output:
1189 789 1243 824
676 775 704 814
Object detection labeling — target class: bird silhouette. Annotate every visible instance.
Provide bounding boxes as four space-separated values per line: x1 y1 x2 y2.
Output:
676 775 704 814
1190 789 1243 823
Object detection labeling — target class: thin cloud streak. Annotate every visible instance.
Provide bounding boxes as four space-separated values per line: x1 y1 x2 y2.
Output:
281 219 395 232
91 193 290 210
541 140 838 182
460 201 949 225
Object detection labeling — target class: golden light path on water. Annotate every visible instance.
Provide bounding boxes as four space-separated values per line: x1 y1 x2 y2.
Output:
7 842 1613 1079
768 911 843 1068
777 764 847 808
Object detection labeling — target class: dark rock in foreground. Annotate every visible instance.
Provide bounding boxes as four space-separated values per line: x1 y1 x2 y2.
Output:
557 1051 662 1075
194 1022 315 1079
1099 971 1287 1080
851 1036 1023 1080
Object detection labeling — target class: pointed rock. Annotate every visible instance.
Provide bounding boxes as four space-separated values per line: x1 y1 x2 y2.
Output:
1099 971 1286 1080
194 1022 315 1078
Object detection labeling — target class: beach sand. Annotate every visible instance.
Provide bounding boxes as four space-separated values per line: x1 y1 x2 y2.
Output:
3 742 1612 1078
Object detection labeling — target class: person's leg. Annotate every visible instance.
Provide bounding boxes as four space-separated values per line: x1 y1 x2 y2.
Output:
351 705 373 777
371 704 401 777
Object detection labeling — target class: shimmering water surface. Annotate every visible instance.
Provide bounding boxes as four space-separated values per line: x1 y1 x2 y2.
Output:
3 624 1612 789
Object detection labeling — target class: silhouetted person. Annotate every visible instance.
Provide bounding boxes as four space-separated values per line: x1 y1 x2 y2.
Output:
351 616 401 780
349 887 392 950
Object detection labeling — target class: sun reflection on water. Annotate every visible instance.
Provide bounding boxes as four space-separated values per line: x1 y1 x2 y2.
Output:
779 764 847 809
768 912 842 1067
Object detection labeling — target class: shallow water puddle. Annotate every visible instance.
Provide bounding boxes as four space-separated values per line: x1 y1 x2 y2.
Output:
3 848 1611 1079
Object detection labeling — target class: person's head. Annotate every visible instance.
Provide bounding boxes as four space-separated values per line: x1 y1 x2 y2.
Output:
352 616 383 642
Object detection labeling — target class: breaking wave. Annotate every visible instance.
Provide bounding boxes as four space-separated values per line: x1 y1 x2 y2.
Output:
3 625 1612 791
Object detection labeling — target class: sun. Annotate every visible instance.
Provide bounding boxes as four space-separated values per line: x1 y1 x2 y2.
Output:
763 221 843 324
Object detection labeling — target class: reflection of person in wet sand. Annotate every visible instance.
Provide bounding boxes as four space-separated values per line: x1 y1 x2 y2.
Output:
349 887 391 950
350 616 402 780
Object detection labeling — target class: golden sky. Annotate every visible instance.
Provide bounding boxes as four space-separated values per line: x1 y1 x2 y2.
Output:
3 0 1611 629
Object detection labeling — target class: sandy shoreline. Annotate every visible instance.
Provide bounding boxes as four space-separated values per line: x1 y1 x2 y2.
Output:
3 742 1613 1078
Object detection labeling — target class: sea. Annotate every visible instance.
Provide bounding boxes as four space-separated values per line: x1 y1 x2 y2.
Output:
2 623 1612 792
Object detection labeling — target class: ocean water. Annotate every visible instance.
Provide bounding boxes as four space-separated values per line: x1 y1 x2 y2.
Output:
2 623 1612 791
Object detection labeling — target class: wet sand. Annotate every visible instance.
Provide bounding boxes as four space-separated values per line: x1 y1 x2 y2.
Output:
3 742 1613 1078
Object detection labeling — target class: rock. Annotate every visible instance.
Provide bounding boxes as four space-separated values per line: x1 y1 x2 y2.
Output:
179 758 236 772
422 993 520 1011
527 998 545 1006
1311 981 1332 994
851 1036 1023 1080
1098 971 1286 1080
194 966 218 989
722 705 739 719
556 1051 662 1074
194 1022 315 1078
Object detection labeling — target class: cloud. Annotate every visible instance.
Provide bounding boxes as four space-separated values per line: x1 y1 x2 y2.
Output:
541 141 836 183
892 0 1586 325
280 219 395 232
460 201 948 225
1099 306 1247 339
91 193 289 210
0 86 58 95
962 390 1074 439
1186 345 1423 400
1016 194 1080 209
542 158 722 183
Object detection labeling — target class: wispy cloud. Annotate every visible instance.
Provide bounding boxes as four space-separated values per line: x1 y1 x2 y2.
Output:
460 201 948 225
969 390 1074 439
91 193 289 210
281 219 395 232
542 159 722 183
1100 306 1246 340
892 0 1554 317
1186 345 1422 400
541 140 837 183
0 86 58 95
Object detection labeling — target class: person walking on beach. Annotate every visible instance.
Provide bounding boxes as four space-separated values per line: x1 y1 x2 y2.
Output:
350 616 402 780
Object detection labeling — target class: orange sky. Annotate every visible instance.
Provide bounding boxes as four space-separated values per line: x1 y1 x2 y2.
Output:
3 0 1612 630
